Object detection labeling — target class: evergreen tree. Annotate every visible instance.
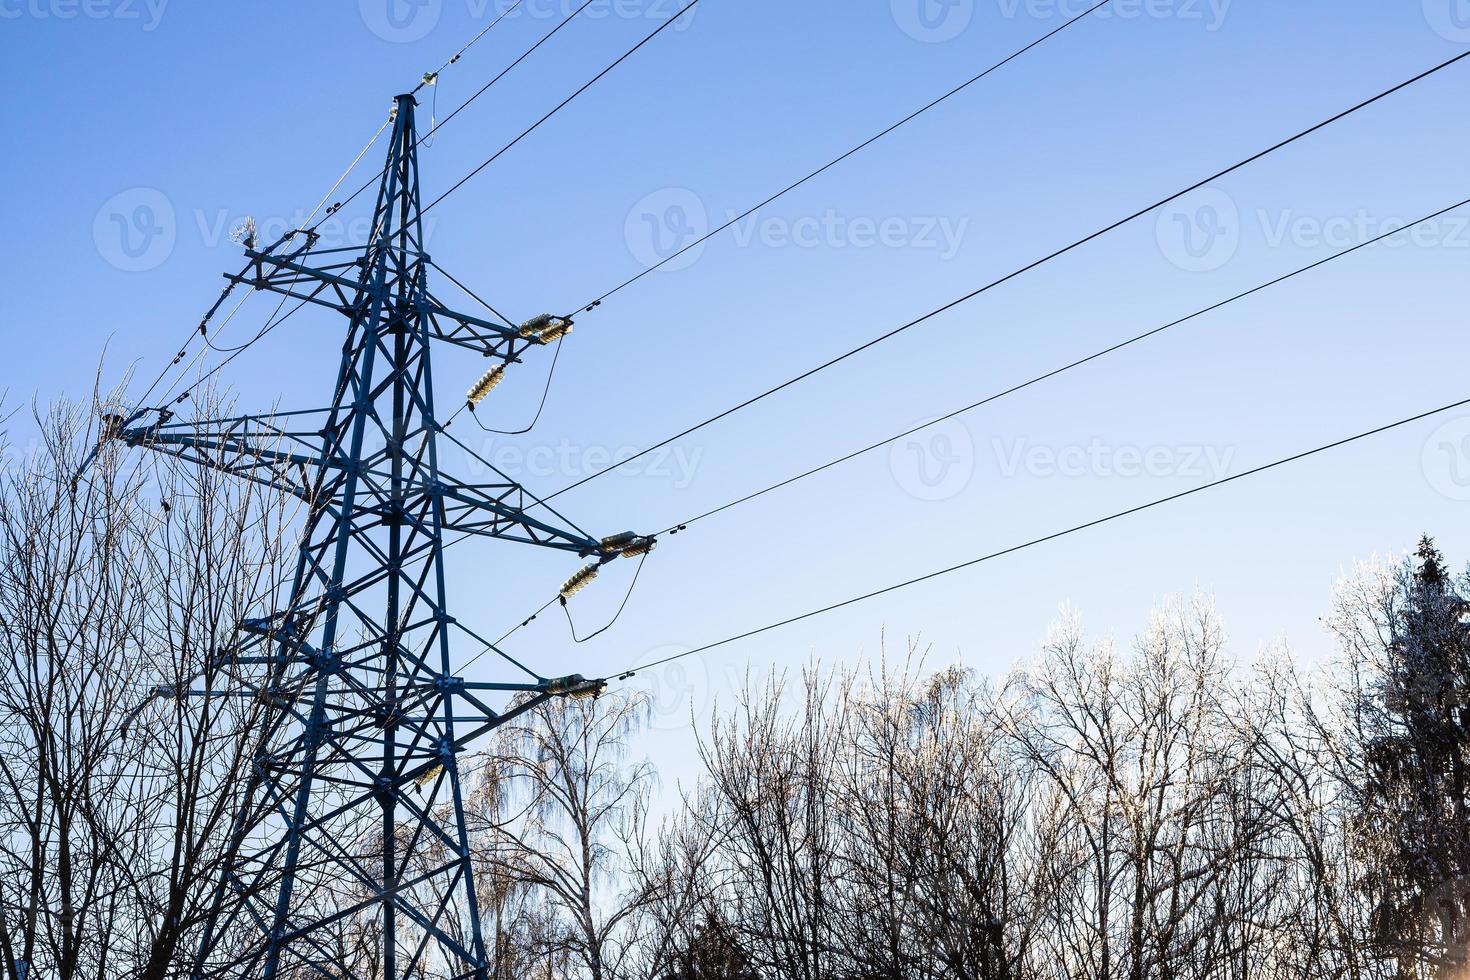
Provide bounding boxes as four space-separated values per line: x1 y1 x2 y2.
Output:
661 913 757 980
1358 536 1470 976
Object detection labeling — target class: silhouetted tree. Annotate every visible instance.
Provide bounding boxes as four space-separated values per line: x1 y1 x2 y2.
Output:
0 392 294 980
660 912 756 980
1350 537 1470 976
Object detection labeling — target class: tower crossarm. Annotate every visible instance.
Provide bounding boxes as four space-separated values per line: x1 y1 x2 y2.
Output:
228 247 367 318
118 410 321 502
231 247 544 362
119 412 610 555
433 473 603 553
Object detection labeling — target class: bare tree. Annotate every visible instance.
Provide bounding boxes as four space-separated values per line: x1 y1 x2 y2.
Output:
0 401 152 980
0 392 294 980
652 598 1386 980
2 385 1462 980
836 654 1033 980
667 648 1037 980
473 690 657 980
1002 598 1277 980
683 667 849 980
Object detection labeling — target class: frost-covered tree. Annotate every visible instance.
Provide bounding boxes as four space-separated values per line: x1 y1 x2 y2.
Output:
1344 537 1470 976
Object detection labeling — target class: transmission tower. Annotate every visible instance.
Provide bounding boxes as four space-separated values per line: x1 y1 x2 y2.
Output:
113 93 648 979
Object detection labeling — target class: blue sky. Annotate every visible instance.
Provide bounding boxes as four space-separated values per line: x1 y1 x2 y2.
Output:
3 1 1470 774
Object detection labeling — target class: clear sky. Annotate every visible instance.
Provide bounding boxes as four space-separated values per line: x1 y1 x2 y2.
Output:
2 1 1469 781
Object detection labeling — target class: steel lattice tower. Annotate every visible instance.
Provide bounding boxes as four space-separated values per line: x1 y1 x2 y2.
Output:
117 94 636 979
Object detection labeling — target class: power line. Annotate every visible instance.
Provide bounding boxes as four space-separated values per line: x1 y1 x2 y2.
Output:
468 336 566 435
564 551 649 643
536 49 1470 506
411 0 529 96
414 0 708 431
301 117 396 232
324 0 601 227
422 0 703 215
204 292 290 356
133 289 252 408
350 46 1470 671
655 195 1470 536
457 596 560 675
617 392 1470 679
575 0 1115 313
455 549 650 676
135 119 399 413
463 189 1468 666
132 6 565 416
166 296 312 408
429 259 516 327
416 0 588 138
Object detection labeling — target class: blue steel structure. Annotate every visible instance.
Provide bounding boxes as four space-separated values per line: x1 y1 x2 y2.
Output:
116 94 636 979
